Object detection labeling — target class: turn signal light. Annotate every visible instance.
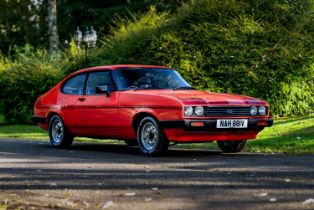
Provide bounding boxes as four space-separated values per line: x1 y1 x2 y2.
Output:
190 122 204 127
257 121 268 126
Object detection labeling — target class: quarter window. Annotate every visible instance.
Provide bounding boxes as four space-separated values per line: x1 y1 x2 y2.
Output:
62 74 86 95
86 72 115 95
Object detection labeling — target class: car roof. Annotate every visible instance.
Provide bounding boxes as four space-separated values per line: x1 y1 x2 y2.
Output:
73 64 168 75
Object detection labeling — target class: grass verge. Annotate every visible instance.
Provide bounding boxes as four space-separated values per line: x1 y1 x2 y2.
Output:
0 115 313 154
247 115 314 154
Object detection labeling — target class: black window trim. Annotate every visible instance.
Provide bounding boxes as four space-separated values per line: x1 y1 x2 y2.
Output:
84 70 117 96
60 73 87 95
112 67 190 91
61 69 117 96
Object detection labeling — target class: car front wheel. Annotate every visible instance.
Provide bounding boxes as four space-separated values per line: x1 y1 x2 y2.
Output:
217 140 247 153
49 115 73 148
137 116 169 156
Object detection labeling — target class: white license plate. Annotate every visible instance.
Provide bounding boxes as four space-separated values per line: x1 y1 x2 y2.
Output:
216 119 248 128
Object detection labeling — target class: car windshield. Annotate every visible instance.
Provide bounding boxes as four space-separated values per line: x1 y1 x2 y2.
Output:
114 68 193 90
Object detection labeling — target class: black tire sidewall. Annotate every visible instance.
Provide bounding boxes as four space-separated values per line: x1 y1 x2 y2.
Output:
49 115 73 148
217 140 247 153
137 116 168 156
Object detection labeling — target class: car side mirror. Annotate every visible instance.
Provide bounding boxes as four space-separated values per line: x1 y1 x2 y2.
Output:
96 85 110 97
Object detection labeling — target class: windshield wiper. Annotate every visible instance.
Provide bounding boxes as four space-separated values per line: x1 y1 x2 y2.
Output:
127 86 165 91
174 86 195 90
120 86 138 91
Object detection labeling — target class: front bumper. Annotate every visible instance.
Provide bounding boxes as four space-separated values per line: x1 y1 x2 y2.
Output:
160 118 273 142
160 118 273 131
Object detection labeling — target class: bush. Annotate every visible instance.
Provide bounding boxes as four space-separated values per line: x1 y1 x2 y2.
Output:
0 46 64 123
1 0 314 123
89 0 314 116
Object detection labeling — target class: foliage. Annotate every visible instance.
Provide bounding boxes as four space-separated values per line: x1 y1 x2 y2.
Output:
0 0 48 53
87 0 314 117
1 0 314 123
57 0 184 42
0 46 64 123
0 0 185 55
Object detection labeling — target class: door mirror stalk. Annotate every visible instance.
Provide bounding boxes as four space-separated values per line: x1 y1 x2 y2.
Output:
96 85 110 97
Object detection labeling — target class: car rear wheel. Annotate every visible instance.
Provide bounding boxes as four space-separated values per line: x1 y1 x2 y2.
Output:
137 116 169 156
217 140 247 153
49 115 73 148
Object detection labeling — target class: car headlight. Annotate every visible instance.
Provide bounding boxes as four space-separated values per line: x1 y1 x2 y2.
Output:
250 106 257 115
184 106 193 116
195 106 204 116
258 106 266 115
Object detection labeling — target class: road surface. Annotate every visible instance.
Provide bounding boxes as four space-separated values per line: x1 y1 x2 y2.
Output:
0 139 313 209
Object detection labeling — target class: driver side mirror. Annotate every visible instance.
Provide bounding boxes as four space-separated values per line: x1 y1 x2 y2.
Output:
96 85 110 97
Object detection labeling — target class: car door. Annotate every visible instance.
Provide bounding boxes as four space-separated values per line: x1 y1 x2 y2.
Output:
59 73 87 132
73 71 120 138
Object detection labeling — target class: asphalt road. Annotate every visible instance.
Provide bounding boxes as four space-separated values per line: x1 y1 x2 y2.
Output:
0 139 313 210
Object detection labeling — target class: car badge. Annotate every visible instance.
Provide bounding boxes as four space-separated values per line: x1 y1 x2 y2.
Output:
227 109 233 114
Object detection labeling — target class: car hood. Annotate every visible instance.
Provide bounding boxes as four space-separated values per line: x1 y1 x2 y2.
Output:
157 90 267 106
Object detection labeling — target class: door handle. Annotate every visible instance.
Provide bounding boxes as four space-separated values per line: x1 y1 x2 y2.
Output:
78 97 86 102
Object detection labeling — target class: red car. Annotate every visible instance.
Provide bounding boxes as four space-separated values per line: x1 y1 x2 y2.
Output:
32 65 272 156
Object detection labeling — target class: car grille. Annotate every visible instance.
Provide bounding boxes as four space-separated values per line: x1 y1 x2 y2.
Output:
204 106 251 117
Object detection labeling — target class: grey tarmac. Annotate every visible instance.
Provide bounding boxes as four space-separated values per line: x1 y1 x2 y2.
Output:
0 139 313 210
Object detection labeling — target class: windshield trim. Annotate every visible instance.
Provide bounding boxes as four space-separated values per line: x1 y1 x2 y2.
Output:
112 68 193 91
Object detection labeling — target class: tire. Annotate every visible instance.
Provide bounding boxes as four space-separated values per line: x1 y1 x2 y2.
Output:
217 140 247 153
49 115 73 148
137 116 169 156
124 140 138 147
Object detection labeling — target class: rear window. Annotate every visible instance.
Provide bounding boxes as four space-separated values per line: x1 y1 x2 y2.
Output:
62 74 86 95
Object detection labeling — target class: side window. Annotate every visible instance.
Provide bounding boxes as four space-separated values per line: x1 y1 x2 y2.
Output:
62 74 86 95
86 72 115 95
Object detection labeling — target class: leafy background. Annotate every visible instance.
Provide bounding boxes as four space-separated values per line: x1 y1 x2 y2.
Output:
0 0 313 123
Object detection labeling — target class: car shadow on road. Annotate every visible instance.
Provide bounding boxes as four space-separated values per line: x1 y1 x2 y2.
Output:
70 142 223 157
0 138 311 164
1 139 314 210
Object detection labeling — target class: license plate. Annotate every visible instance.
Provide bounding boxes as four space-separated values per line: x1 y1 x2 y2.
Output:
216 119 248 128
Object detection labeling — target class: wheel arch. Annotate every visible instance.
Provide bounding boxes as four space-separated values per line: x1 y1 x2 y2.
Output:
47 112 60 124
133 111 169 156
132 112 159 133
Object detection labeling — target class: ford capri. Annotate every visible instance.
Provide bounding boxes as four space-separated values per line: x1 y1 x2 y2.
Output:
32 65 273 156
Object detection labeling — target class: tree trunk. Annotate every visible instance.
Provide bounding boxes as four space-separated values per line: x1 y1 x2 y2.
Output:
48 0 58 55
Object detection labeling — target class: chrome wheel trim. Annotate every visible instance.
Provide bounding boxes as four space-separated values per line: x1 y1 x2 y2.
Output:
140 122 159 151
51 119 64 144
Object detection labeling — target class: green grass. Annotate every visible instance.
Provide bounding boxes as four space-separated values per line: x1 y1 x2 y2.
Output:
0 124 48 140
175 115 314 154
0 204 7 210
246 115 314 154
0 115 119 143
0 114 313 154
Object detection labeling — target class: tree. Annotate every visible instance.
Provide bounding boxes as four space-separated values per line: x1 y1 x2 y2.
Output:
48 0 59 55
0 0 45 54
